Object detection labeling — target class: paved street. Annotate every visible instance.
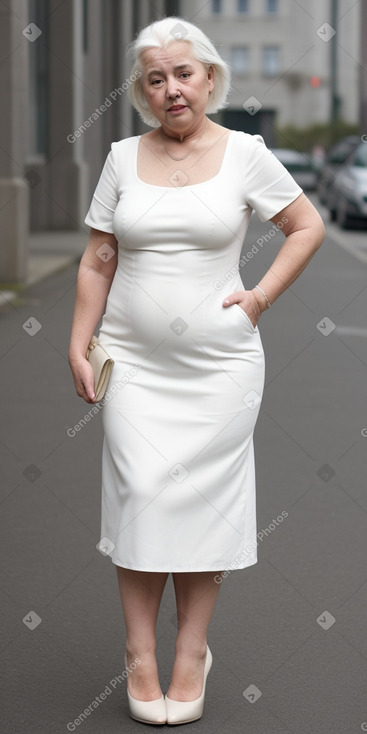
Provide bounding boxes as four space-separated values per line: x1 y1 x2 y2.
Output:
1 201 367 734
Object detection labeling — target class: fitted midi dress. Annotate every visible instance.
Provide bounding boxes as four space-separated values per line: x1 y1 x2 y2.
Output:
84 130 302 572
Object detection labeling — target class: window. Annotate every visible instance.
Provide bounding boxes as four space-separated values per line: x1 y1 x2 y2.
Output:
211 0 221 12
266 0 279 13
237 0 249 12
262 46 280 76
230 47 250 75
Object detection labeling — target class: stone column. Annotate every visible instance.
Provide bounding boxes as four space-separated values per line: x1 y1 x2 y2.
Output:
44 0 88 230
121 0 136 138
0 0 29 283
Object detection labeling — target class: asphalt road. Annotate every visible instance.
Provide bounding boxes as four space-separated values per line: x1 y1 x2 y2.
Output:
1 200 367 734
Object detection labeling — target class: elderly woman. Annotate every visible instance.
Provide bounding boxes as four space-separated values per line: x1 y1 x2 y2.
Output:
69 16 324 727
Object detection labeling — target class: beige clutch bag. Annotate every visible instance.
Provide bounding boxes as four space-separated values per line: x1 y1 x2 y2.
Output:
86 335 114 402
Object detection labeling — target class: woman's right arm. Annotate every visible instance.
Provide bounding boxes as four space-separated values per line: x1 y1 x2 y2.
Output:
68 228 118 404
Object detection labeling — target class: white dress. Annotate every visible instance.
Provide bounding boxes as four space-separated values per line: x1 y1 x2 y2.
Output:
84 130 302 572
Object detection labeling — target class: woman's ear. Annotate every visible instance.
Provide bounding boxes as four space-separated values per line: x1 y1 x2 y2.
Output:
207 64 215 91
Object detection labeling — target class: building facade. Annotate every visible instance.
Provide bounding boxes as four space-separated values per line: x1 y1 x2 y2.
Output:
183 0 361 141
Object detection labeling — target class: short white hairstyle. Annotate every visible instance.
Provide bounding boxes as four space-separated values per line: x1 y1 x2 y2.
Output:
127 16 232 128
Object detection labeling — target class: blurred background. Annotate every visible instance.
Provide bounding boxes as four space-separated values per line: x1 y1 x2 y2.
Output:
2 5 367 732
0 0 366 280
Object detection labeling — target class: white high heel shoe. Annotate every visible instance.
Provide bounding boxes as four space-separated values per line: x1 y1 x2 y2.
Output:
165 645 213 725
124 653 167 725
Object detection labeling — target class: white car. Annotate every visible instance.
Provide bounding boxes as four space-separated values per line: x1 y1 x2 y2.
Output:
327 143 367 228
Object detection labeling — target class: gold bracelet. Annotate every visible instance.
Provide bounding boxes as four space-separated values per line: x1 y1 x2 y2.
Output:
255 284 271 309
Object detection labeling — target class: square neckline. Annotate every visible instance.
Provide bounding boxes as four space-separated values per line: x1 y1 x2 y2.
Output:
134 129 235 189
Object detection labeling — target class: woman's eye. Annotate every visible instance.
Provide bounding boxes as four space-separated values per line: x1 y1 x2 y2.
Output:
151 73 190 85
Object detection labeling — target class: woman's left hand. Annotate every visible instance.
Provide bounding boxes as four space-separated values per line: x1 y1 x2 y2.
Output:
222 289 265 328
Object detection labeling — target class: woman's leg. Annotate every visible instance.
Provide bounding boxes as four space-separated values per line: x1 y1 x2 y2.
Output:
167 571 222 701
116 566 169 701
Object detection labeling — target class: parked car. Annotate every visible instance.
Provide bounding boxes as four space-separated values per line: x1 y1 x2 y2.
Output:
317 136 360 205
328 142 367 228
271 148 317 190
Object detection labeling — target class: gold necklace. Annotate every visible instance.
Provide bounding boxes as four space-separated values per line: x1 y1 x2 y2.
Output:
160 117 208 161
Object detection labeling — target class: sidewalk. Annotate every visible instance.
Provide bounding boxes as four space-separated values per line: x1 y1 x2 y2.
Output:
0 230 87 310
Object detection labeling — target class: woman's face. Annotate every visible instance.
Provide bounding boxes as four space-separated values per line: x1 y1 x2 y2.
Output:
140 40 214 133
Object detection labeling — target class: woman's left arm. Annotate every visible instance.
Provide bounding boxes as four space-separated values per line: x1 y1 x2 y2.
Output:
223 193 325 325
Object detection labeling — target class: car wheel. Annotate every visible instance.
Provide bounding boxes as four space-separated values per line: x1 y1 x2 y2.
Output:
326 190 337 221
317 185 326 206
336 197 352 229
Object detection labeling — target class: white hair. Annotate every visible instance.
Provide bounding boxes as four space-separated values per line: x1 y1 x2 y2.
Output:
126 16 232 128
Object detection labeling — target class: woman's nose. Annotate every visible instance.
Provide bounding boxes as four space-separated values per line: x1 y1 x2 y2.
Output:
166 77 181 98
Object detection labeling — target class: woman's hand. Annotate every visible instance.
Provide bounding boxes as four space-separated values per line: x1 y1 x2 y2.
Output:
222 196 325 328
222 288 267 328
68 353 97 404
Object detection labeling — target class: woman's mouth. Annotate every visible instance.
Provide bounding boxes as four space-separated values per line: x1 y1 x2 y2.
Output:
168 105 187 113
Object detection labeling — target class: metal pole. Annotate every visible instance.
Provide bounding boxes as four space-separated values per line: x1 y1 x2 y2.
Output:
360 0 367 131
330 0 340 123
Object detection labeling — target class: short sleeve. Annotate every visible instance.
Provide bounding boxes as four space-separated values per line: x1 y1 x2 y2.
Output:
84 142 119 233
242 134 303 222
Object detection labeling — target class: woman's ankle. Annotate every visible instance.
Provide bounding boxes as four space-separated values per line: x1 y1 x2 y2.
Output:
125 639 157 664
174 637 207 660
125 643 163 701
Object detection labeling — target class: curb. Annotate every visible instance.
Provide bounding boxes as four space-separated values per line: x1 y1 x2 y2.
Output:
0 253 80 313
